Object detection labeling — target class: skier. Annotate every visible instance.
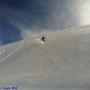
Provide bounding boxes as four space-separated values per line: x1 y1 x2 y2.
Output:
41 36 46 44
41 36 46 42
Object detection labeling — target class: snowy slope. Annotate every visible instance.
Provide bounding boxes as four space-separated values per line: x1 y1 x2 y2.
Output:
0 26 90 89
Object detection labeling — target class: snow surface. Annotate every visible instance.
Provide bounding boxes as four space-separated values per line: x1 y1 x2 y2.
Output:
0 26 90 89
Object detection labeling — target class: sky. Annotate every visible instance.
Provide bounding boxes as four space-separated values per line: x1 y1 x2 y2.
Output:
0 0 90 45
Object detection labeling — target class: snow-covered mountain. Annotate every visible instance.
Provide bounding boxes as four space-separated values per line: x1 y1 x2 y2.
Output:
0 26 90 89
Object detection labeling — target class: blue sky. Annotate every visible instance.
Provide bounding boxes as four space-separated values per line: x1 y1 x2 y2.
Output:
0 0 90 45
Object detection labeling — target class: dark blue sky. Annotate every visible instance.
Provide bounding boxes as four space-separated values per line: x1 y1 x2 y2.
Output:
0 0 79 29
0 0 90 45
0 0 27 8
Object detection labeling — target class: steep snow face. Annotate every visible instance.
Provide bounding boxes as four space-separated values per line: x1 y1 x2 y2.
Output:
0 26 90 89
